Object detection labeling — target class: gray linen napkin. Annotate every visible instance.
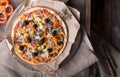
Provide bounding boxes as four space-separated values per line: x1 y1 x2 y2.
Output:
0 3 98 77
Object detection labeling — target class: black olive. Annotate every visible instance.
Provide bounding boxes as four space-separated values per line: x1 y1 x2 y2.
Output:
50 53 54 57
38 51 44 55
19 45 24 51
33 24 37 29
49 52 57 57
22 20 29 27
57 41 63 45
32 52 38 57
38 38 45 45
27 37 32 43
47 48 52 52
39 33 43 37
52 30 57 36
44 18 50 23
43 45 46 49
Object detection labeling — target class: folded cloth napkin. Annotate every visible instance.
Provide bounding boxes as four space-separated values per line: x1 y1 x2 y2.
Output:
0 1 98 77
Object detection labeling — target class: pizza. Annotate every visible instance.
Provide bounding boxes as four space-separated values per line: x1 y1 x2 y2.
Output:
11 7 67 65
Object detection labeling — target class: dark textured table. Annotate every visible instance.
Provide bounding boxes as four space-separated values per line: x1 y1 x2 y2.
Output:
91 0 120 77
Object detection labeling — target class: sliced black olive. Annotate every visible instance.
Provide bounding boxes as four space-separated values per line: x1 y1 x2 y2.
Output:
47 48 52 52
33 24 37 29
44 18 50 23
57 41 63 45
38 38 45 45
32 52 38 57
22 20 29 27
49 52 57 57
27 37 32 43
39 33 43 37
52 30 57 36
50 53 54 57
43 45 46 49
38 51 44 55
19 45 24 51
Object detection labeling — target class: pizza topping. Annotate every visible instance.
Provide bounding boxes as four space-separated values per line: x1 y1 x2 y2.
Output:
47 26 52 32
38 38 45 45
48 39 55 47
19 45 24 51
56 26 62 32
27 46 33 52
32 52 38 57
18 34 24 43
38 50 44 55
36 29 42 36
40 52 48 58
31 40 36 47
49 52 57 57
27 37 32 43
22 20 29 27
33 24 37 29
41 45 46 49
25 51 32 57
57 40 63 45
44 18 50 23
27 13 32 18
34 35 40 40
47 48 52 52
52 30 57 36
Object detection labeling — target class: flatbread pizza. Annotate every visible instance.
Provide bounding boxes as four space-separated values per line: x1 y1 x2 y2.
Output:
11 7 67 65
